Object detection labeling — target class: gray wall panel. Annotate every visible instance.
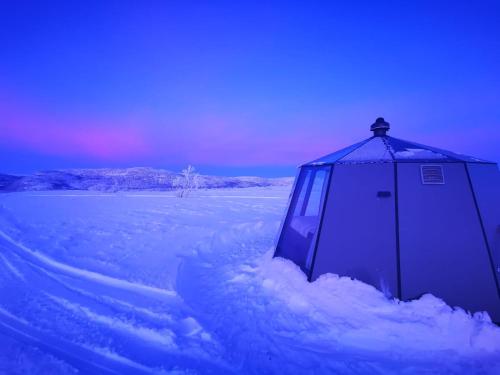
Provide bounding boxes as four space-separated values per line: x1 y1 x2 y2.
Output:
311 163 398 297
467 163 500 282
398 163 500 321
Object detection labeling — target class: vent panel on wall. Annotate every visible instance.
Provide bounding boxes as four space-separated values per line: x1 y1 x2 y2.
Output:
420 165 445 184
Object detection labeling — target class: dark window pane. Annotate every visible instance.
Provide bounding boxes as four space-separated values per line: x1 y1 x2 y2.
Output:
276 166 331 273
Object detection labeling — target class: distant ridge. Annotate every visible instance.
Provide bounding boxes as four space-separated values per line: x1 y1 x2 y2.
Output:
0 168 293 192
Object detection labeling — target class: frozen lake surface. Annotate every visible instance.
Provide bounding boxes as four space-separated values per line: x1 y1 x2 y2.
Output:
0 187 499 374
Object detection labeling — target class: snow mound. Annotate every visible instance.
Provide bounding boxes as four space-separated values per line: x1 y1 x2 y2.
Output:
255 250 500 357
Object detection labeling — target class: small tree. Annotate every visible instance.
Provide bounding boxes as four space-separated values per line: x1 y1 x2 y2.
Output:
173 165 200 197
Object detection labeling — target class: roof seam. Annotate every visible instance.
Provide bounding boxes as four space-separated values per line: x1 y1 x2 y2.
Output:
382 136 396 161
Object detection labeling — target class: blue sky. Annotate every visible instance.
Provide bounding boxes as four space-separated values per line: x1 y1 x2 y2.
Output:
0 1 499 176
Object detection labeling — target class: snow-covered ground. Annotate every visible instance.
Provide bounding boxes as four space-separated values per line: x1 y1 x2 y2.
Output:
0 187 499 374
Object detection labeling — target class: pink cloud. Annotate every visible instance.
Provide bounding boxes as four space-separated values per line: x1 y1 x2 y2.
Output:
152 111 377 166
2 87 498 167
0 96 150 161
1 91 424 167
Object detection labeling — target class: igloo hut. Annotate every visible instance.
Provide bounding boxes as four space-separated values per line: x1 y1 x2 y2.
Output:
275 118 500 322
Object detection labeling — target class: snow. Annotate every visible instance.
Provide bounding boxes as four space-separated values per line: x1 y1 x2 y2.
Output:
0 229 177 299
392 147 448 160
0 186 499 374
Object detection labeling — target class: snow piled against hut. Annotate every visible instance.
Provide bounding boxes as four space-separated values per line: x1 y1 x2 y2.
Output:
255 251 500 355
0 187 499 374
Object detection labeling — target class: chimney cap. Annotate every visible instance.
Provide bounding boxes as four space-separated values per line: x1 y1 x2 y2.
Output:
370 117 390 136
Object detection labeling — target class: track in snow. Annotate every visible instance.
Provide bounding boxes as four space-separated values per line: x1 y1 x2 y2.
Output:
0 226 231 374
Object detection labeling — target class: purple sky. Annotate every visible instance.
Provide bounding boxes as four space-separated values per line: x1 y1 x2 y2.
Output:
1 1 499 176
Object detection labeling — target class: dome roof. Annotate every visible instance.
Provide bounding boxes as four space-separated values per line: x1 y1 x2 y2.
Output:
305 119 494 165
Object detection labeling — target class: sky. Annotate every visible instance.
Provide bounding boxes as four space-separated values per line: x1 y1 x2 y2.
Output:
0 1 499 177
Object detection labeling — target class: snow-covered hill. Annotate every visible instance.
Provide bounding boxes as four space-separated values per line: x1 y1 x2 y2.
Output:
0 168 293 192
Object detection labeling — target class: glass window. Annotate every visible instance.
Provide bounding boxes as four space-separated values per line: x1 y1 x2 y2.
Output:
304 168 328 217
276 166 331 274
292 169 313 216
